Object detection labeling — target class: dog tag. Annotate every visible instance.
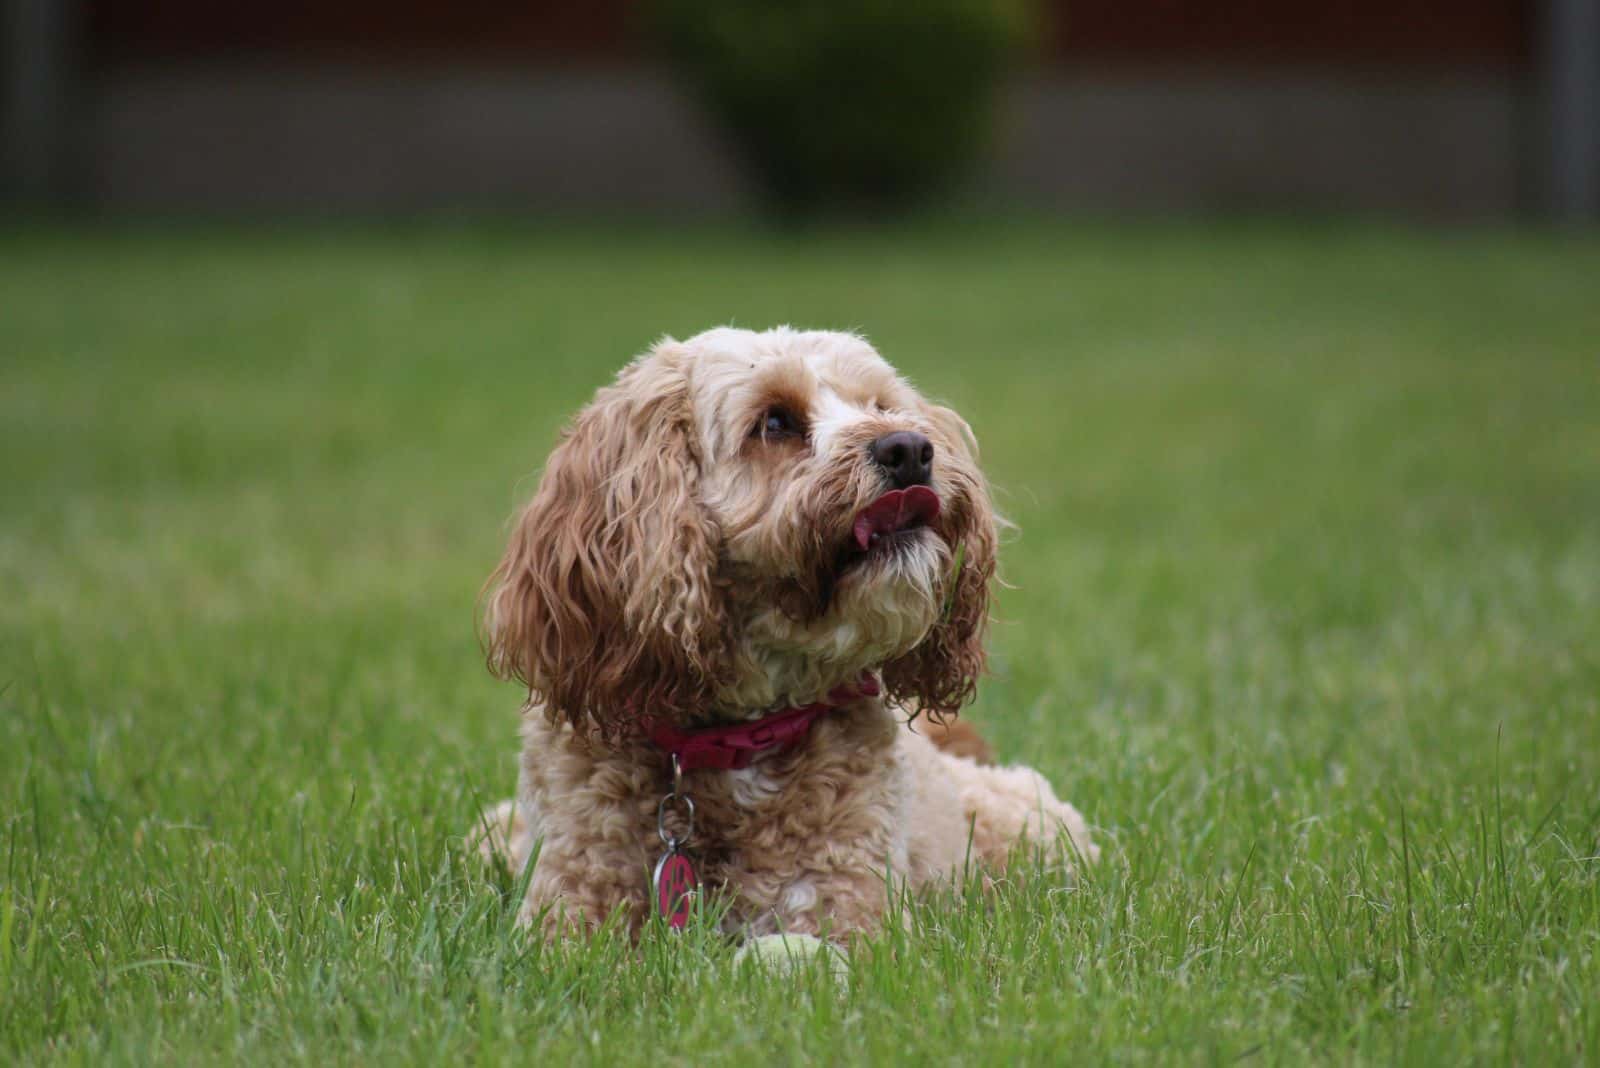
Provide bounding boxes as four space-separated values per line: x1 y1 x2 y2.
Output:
653 848 698 928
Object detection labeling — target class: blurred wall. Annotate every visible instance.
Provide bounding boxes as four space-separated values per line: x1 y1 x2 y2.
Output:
6 0 1597 220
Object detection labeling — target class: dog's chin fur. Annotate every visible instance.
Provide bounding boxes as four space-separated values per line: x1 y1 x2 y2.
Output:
473 327 1096 942
719 529 948 715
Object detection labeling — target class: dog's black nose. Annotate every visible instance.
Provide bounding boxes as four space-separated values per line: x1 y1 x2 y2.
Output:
870 431 934 488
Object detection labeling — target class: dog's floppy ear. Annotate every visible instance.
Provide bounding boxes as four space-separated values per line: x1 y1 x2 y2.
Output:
483 342 729 738
881 402 998 722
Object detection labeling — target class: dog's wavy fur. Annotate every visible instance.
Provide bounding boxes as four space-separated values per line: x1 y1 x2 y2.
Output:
473 327 1095 940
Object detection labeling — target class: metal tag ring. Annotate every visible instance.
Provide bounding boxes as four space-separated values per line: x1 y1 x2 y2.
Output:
657 791 695 847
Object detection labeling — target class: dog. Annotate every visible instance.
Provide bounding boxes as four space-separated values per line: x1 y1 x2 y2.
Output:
471 327 1095 941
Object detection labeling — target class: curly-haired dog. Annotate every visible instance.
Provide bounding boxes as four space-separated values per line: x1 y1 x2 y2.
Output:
472 327 1095 941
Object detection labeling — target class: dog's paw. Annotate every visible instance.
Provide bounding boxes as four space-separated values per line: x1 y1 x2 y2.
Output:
1038 793 1100 868
962 764 1100 872
1011 770 1099 869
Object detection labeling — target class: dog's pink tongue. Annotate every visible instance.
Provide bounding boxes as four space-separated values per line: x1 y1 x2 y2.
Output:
852 486 942 550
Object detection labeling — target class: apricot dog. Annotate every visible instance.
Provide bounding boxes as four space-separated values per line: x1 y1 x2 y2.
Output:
473 327 1095 940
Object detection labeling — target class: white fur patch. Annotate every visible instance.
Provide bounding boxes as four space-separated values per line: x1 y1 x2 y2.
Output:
783 878 818 914
808 383 872 457
725 764 786 807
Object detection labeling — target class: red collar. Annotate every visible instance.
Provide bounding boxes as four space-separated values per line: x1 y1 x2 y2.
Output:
648 673 880 773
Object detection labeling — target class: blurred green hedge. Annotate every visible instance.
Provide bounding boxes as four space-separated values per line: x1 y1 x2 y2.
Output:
652 0 1036 215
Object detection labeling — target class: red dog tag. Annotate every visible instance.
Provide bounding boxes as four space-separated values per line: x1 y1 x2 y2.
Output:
653 849 697 928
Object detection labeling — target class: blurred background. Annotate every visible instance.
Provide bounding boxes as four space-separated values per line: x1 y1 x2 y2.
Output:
4 0 1597 223
4 7 1600 1060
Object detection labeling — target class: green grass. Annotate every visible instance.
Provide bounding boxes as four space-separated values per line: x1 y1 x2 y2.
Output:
3 220 1599 1064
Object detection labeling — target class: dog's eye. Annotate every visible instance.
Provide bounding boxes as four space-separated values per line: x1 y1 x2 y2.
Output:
755 407 803 440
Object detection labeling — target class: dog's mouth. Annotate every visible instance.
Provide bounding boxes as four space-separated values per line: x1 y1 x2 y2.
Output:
846 486 941 558
787 486 943 618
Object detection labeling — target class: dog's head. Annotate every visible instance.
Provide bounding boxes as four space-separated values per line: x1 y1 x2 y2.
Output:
484 327 998 738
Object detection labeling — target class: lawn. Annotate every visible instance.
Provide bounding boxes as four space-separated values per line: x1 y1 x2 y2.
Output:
2 220 1598 1064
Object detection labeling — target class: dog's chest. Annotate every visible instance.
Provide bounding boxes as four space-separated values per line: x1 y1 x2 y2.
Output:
689 706 901 836
681 713 912 930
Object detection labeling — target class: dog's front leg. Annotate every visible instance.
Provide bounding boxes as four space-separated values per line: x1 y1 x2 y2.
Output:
733 859 899 942
468 798 651 937
717 781 909 943
516 847 654 938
